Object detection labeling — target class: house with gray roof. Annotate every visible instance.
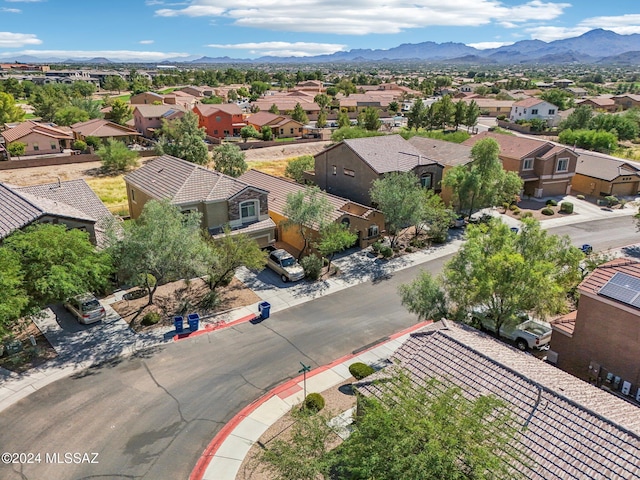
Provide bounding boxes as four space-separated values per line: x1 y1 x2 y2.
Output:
312 135 446 206
0 179 114 246
572 150 640 197
124 155 275 246
356 320 640 480
132 104 185 138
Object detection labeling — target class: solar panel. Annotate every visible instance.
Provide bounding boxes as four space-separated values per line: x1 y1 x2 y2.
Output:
598 272 640 308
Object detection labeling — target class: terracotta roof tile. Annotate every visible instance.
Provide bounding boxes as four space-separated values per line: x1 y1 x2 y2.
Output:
71 119 140 138
579 259 640 297
2 121 73 143
464 131 557 159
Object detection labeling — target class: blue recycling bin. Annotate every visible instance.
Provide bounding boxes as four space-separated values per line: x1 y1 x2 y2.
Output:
258 302 271 319
174 316 184 333
188 313 200 331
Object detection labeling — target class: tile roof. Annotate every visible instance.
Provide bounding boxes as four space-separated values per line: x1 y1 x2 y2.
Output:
579 259 640 297
464 131 556 159
334 135 434 174
575 150 640 181
133 104 185 118
408 136 474 167
577 97 615 107
550 310 577 336
71 118 141 138
513 97 547 108
238 169 379 223
356 321 640 480
124 154 260 205
1 120 73 143
194 103 242 117
0 183 43 238
246 111 293 128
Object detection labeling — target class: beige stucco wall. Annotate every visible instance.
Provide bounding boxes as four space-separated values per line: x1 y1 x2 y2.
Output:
13 132 69 156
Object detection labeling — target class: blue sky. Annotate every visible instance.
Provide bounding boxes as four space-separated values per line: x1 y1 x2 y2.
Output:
1 0 640 61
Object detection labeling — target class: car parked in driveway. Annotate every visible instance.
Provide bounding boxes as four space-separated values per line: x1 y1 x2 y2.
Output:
64 293 106 324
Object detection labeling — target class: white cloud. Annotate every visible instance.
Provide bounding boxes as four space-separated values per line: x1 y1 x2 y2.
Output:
206 41 347 57
0 7 21 12
154 0 571 35
0 32 42 48
0 49 192 61
139 40 155 44
527 13 640 41
467 41 514 50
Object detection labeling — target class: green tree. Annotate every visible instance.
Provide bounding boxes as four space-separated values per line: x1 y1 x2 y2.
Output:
330 126 384 142
0 78 24 98
53 105 89 126
407 98 426 130
3 224 112 311
285 155 315 184
212 143 247 177
399 270 448 322
7 142 26 159
369 172 424 247
201 95 223 104
107 98 133 126
283 186 333 259
110 199 209 305
540 89 574 110
559 104 593 131
416 189 456 243
362 106 381 131
103 75 127 93
206 229 267 292
388 100 399 115
292 102 309 124
30 84 70 122
337 110 351 128
314 93 331 110
464 99 481 132
71 97 103 119
240 124 259 142
70 81 96 98
316 110 327 128
268 103 280 114
432 95 455 130
0 248 29 337
453 100 466 131
261 125 273 141
443 217 582 332
0 91 25 124
156 111 209 165
558 128 618 153
96 138 139 173
316 222 357 270
250 81 269 97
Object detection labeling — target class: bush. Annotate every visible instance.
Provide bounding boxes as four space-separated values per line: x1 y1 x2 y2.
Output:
85 136 101 148
545 199 558 206
496 114 507 121
605 195 619 207
508 203 519 211
521 211 533 219
576 194 585 200
405 246 414 253
301 254 322 281
560 201 574 214
379 245 393 258
141 311 161 326
371 241 382 254
303 393 325 413
72 140 87 152
541 207 555 216
512 207 521 215
349 362 375 380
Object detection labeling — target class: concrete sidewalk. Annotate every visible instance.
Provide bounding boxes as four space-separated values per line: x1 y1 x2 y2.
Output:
190 321 431 480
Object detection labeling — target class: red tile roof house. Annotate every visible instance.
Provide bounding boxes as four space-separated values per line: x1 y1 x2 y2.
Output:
0 179 114 247
550 259 640 396
71 118 141 144
508 97 561 127
356 320 640 480
124 155 275 247
245 111 304 138
576 97 617 113
193 104 246 139
464 131 578 198
1 120 73 157
132 104 185 138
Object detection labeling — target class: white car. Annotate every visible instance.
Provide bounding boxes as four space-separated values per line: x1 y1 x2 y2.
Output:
64 293 106 324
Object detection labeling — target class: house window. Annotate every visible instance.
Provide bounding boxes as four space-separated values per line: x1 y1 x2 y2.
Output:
332 165 337 175
290 128 294 134
420 173 432 189
51 142 57 150
557 158 569 172
523 158 534 170
531 109 538 115
240 200 258 223
33 142 39 151
216 116 221 122
280 128 284 135
223 130 229 135
548 109 556 115
343 168 355 177
214 130 218 135
368 224 379 238
130 189 136 202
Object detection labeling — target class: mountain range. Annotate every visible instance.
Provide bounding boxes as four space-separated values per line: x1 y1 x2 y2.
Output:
3 29 640 65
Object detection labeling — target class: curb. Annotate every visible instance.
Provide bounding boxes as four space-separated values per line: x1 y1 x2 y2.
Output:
189 320 432 480
173 313 259 342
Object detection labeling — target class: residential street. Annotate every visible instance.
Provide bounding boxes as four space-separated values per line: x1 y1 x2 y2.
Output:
0 215 637 480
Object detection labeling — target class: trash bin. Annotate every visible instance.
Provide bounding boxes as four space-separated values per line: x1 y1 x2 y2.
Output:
188 313 200 331
258 302 271 320
174 316 184 334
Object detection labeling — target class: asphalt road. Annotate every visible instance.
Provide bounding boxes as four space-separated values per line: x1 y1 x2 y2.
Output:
0 216 637 480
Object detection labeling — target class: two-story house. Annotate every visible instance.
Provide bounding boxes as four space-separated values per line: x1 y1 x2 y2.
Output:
124 155 275 246
132 105 185 138
550 259 640 398
193 104 246 139
464 132 578 198
509 98 561 127
245 111 304 138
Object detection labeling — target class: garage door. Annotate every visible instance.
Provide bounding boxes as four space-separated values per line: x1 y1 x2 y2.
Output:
611 182 638 197
542 181 569 197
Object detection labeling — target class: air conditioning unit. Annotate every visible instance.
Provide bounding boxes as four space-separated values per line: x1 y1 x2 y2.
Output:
613 376 622 390
621 381 632 396
636 388 640 403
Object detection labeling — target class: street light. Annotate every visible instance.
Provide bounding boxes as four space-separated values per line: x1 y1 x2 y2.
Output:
298 362 311 404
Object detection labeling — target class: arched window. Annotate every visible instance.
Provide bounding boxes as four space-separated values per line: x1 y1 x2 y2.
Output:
420 173 433 189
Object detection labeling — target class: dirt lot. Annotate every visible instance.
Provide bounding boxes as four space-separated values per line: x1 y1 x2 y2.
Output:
244 141 331 162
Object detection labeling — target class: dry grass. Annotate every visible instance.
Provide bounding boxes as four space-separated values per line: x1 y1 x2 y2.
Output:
247 158 291 177
85 174 129 215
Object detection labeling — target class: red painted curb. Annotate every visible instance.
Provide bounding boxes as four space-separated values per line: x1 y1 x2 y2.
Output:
174 313 258 342
189 320 431 480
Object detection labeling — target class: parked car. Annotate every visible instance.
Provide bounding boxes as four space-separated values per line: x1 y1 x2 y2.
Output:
64 293 106 324
263 245 305 282
472 311 552 351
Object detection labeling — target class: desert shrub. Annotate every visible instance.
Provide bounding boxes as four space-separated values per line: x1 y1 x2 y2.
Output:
371 241 382 254
301 254 322 281
521 211 533 219
85 136 101 148
512 207 521 215
560 201 574 214
303 393 325 413
405 246 414 253
72 140 87 151
502 202 510 211
496 114 507 121
541 207 555 216
620 199 627 209
141 311 161 325
508 204 519 211
199 290 220 310
545 199 558 206
605 195 619 207
576 194 585 200
349 362 375 380
379 245 393 258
